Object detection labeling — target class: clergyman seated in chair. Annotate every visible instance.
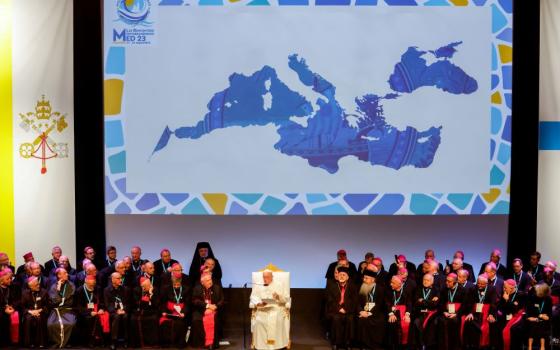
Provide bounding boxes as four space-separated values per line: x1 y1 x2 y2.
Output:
250 268 291 350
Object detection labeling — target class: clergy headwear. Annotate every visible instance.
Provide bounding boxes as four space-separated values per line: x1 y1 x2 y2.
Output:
23 252 34 261
337 266 350 276
337 249 346 255
0 268 10 278
504 279 516 288
363 269 376 278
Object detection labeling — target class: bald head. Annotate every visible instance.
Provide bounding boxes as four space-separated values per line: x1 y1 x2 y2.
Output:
390 275 403 291
422 273 434 288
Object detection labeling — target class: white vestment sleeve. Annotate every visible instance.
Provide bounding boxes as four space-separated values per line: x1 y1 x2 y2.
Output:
249 288 262 308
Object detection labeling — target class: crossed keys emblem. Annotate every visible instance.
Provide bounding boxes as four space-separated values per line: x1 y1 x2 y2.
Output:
18 95 69 174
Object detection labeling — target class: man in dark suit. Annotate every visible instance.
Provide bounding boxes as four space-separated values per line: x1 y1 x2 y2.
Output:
478 248 508 278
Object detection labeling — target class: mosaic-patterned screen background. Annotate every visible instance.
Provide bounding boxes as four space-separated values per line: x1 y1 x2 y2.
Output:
104 0 512 215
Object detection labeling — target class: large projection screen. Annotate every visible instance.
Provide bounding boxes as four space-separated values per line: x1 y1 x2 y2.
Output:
103 0 513 287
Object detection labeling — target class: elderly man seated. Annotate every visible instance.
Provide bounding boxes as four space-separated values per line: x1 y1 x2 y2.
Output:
250 270 291 350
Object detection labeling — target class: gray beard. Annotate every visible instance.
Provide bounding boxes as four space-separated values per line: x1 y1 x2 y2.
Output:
359 282 375 296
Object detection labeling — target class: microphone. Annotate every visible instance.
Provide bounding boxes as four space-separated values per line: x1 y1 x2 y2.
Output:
249 282 269 286
243 283 247 288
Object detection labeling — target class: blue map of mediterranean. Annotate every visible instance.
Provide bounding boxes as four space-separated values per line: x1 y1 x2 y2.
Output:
152 41 478 174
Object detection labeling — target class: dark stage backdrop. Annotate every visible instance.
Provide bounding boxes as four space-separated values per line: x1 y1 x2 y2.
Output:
106 215 508 288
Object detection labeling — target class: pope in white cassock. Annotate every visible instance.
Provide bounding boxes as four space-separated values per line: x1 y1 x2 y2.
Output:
250 270 291 350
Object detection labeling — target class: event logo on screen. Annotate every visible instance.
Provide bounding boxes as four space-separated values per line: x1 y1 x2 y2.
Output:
112 0 156 46
151 42 478 174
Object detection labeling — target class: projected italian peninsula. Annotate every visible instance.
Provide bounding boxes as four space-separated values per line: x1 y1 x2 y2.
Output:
152 42 478 174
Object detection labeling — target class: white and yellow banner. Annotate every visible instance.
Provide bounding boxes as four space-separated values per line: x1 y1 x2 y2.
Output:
538 0 560 262
0 0 75 266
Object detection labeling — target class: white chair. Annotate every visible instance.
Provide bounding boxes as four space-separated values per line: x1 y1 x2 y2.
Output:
250 265 291 349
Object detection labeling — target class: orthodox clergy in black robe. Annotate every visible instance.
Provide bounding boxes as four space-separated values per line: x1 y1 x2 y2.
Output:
75 276 108 347
22 277 49 348
47 269 77 348
324 267 358 349
356 270 385 350
411 274 440 349
385 275 413 348
130 277 160 347
189 242 223 287
525 283 553 348
461 275 497 349
191 273 224 349
492 279 526 350
154 248 179 277
0 268 21 347
436 273 467 350
104 272 132 348
160 277 191 348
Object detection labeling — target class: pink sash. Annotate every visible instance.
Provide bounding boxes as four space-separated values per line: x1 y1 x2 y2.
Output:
422 310 438 329
203 310 216 347
460 303 490 347
10 311 19 344
159 302 185 325
394 305 409 345
502 310 524 350
91 303 110 334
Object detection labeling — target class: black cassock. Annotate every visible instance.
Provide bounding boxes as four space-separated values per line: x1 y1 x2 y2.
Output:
492 291 526 350
411 286 440 349
130 287 160 347
436 284 468 350
74 285 106 346
0 284 21 347
356 283 386 349
104 284 132 345
188 242 223 286
47 281 77 348
325 281 358 348
191 282 224 348
21 288 49 347
385 286 413 348
160 284 191 347
461 285 497 348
